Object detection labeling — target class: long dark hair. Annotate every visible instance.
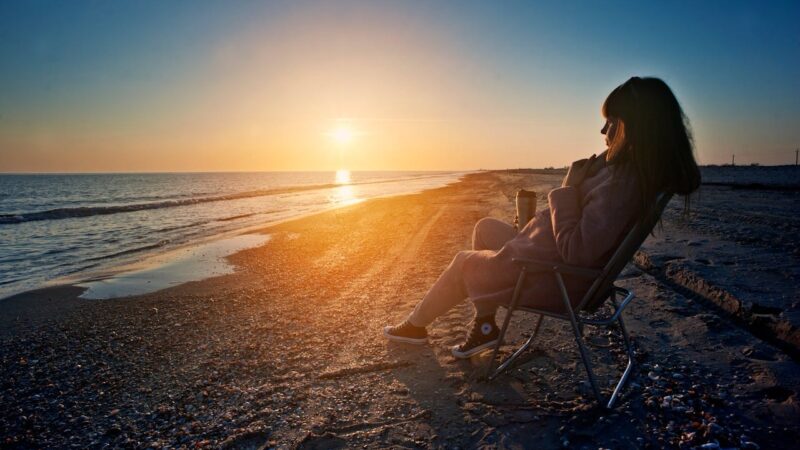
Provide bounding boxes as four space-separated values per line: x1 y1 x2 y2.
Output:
602 77 701 212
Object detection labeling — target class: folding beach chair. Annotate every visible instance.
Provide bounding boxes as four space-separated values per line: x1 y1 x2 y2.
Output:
485 192 673 409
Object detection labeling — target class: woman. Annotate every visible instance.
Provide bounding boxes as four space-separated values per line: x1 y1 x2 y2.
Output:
384 77 701 358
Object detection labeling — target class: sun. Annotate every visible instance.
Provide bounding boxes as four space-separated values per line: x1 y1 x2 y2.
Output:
329 125 354 145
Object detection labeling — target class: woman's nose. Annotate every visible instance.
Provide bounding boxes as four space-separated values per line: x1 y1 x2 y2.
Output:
600 123 608 135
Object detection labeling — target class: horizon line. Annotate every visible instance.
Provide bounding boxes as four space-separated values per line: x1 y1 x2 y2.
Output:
2 163 799 175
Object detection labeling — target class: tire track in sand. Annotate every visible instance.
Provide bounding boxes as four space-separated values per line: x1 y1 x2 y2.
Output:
312 204 449 370
330 204 448 309
278 205 450 445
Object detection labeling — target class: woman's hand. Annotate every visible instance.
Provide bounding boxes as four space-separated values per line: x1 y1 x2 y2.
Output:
562 154 598 187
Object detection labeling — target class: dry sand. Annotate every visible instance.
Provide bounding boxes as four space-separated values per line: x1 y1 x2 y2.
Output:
1 171 798 449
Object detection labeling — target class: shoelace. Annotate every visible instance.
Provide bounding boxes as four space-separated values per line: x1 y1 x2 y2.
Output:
463 322 493 348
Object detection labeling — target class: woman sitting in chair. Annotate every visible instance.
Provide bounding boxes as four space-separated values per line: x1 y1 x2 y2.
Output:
384 76 701 358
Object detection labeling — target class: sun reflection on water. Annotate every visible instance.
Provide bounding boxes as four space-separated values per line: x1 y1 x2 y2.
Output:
335 169 351 184
330 170 361 205
330 184 362 206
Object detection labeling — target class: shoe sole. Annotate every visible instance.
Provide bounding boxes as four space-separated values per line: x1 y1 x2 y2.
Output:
383 326 427 345
451 339 499 359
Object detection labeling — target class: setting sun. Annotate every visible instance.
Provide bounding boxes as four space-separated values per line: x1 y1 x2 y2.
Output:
329 126 355 145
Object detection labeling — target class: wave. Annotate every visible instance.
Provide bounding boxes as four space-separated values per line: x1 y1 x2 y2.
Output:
155 221 208 233
0 173 459 225
217 213 258 222
0 183 337 224
84 241 171 262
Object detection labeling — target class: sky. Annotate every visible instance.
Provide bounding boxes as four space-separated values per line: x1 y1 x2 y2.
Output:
1 0 798 172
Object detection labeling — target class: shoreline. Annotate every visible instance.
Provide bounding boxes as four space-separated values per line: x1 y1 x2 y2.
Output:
0 172 480 335
1 170 797 448
1 171 471 302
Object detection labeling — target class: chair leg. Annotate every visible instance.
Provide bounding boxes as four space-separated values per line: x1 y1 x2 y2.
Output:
485 271 637 409
554 274 605 406
488 315 544 380
568 309 605 405
485 268 526 378
606 314 635 409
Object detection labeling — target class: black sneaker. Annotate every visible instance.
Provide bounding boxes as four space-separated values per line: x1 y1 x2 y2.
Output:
452 316 499 359
383 320 428 345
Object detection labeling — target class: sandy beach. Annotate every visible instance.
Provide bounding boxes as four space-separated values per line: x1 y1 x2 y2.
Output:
1 171 799 449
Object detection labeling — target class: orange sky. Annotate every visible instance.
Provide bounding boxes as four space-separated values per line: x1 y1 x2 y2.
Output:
1 7 596 172
2 2 798 172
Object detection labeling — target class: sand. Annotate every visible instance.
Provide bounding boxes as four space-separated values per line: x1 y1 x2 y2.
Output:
636 180 800 356
1 171 798 449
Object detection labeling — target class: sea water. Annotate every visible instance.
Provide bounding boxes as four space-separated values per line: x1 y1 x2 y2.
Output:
0 171 466 299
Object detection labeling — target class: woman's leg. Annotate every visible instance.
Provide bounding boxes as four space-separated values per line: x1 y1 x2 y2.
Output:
407 251 470 327
449 217 515 357
472 217 516 251
407 218 516 327
470 217 516 317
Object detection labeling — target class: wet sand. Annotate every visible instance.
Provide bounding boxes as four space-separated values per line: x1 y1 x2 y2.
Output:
1 171 798 449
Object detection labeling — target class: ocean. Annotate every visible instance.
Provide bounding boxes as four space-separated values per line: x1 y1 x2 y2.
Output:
0 171 466 299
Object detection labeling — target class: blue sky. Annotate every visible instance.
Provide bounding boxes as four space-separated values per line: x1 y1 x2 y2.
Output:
1 0 798 171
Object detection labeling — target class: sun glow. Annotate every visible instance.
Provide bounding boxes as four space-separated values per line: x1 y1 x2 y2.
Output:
329 126 355 145
335 169 351 184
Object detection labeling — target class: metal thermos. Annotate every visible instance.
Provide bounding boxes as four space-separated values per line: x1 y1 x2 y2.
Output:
515 189 537 230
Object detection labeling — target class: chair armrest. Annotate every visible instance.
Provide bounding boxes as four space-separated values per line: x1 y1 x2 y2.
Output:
511 257 603 278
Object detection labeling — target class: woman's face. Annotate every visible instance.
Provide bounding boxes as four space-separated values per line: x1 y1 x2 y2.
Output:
601 117 619 148
601 116 625 161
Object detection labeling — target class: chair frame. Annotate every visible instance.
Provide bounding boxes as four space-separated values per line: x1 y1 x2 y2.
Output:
484 192 673 409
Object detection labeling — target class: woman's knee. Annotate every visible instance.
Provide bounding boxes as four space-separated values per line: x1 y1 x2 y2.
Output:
453 250 470 265
443 250 471 276
473 217 497 234
472 217 495 250
473 217 513 251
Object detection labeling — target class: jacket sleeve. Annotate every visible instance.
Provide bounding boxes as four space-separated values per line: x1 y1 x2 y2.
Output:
547 175 639 267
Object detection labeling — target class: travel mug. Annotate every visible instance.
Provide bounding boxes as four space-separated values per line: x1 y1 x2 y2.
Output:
515 189 537 230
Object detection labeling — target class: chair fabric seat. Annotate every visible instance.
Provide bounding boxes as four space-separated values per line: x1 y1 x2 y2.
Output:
511 304 569 321
502 284 615 321
472 271 593 314
491 283 613 317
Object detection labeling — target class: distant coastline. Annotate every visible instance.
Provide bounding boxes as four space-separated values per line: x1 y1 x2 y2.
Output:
504 164 800 190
